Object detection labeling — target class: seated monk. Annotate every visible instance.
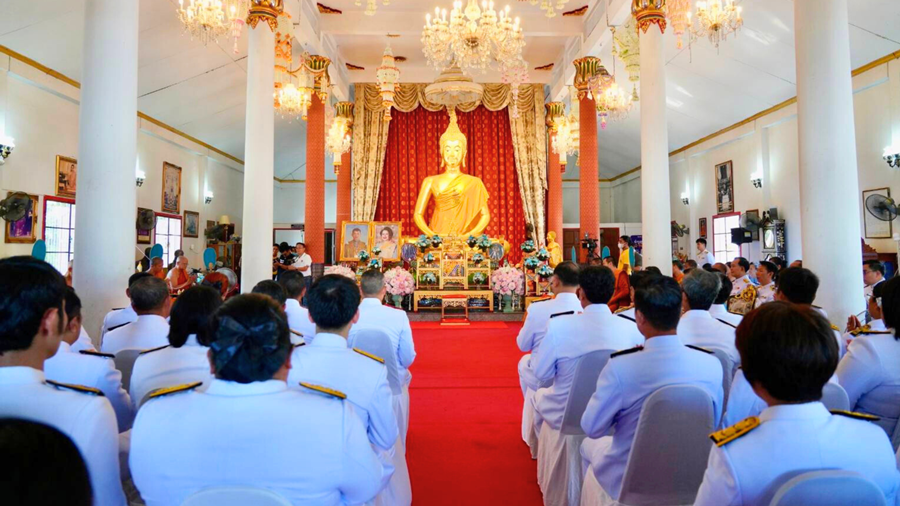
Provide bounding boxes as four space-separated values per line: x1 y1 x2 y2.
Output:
602 256 631 312
148 257 166 280
167 256 195 294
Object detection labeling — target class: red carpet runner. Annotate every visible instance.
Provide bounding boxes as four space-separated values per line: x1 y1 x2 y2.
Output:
406 322 544 505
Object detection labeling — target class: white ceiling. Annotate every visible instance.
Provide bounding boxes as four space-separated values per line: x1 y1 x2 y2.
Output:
2 0 900 180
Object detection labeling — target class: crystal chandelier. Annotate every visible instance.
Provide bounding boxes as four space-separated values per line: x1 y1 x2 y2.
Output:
667 0 691 49
527 0 571 18
587 69 632 130
687 0 743 49
612 20 640 102
274 52 331 121
501 58 528 118
376 44 401 121
422 0 526 78
355 0 390 16
327 102 354 175
177 0 249 50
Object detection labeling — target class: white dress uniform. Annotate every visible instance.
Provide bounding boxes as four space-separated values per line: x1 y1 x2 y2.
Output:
352 297 417 385
284 298 316 345
130 378 383 506
100 305 137 340
709 303 743 328
532 304 644 431
129 334 212 409
100 314 169 355
294 252 313 277
579 335 724 500
0 367 125 506
843 318 887 347
516 292 583 396
836 329 900 437
72 326 97 352
677 309 739 365
730 274 755 297
44 341 134 432
754 282 776 308
694 403 900 506
696 249 716 267
723 370 841 428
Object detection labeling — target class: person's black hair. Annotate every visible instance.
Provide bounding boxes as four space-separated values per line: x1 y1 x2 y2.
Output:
629 270 659 291
169 286 224 347
64 288 82 321
174 249 185 258
644 266 662 275
129 277 169 312
619 235 631 246
279 242 291 253
0 419 92 506
0 257 67 353
685 259 698 269
672 259 684 271
714 273 733 305
295 242 306 249
360 269 385 296
702 264 715 272
879 277 900 338
553 261 580 287
208 294 290 383
776 267 819 305
379 227 394 240
758 260 778 281
634 275 683 331
736 302 838 403
696 238 707 246
307 274 361 331
578 266 616 305
277 270 306 299
769 257 786 270
864 259 885 277
252 280 287 307
128 272 152 289
733 256 750 273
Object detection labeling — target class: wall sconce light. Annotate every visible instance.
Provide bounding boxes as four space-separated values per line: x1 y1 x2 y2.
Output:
885 145 900 168
135 168 146 187
680 192 690 206
0 136 15 165
751 171 762 188
204 190 214 205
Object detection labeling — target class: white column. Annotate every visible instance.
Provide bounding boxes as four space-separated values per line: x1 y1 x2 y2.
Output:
794 0 864 321
239 20 275 291
73 0 138 337
638 23 672 275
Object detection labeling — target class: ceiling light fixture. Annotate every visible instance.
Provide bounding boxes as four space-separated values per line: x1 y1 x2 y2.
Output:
327 102 354 175
0 135 14 165
177 0 249 50
885 145 900 168
525 0 572 18
687 0 743 50
376 43 401 121
356 0 389 16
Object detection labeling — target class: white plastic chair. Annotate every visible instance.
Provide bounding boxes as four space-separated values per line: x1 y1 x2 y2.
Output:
113 349 144 391
181 486 293 506
616 385 715 505
709 348 734 407
348 327 409 443
821 382 850 412
767 470 887 506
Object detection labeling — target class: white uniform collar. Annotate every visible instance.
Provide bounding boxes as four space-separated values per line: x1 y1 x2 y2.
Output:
681 309 712 320
309 333 348 348
709 304 728 315
360 298 383 308
736 274 750 284
643 334 682 349
869 319 887 331
553 292 580 303
205 378 287 396
285 298 302 310
0 366 45 385
56 341 73 354
583 304 611 315
136 314 168 325
184 334 202 347
758 281 774 288
760 401 830 422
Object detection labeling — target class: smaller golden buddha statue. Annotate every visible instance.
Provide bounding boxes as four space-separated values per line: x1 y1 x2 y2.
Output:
546 231 563 268
413 108 491 237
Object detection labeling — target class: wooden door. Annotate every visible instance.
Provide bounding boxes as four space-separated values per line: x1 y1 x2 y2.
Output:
563 228 580 263
600 227 620 264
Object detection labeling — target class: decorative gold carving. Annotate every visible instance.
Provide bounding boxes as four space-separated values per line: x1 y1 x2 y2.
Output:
335 101 354 126
394 56 408 63
545 102 566 130
346 63 365 71
562 5 589 16
632 0 667 34
306 55 332 101
248 0 283 32
316 2 342 14
534 63 555 71
573 56 602 97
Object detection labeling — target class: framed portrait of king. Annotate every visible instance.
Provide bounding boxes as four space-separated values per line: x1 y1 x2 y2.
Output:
340 221 372 261
162 162 182 214
55 156 78 198
372 222 401 262
715 161 734 214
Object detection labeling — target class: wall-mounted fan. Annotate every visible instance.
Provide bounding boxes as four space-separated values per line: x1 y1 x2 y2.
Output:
0 192 30 222
865 194 898 222
136 208 157 230
671 221 689 237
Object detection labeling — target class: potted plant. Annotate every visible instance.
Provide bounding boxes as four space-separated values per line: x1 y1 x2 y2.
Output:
472 271 487 287
384 267 415 308
466 235 478 248
476 234 493 252
431 235 443 248
537 264 554 280
416 235 431 253
421 272 438 287
472 253 485 265
520 239 536 254
536 248 550 262
523 256 540 271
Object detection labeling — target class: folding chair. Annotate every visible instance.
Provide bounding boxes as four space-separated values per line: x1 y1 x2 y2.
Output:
767 470 887 506
349 327 409 443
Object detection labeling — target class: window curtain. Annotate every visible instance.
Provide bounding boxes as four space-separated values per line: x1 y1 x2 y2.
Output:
374 106 526 262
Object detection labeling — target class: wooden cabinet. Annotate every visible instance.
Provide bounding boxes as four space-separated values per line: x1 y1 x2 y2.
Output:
207 242 241 275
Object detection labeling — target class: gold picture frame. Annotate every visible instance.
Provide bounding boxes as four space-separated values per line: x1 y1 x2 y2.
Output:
371 221 402 262
183 210 200 238
162 162 182 214
4 192 39 244
55 155 77 199
340 221 372 261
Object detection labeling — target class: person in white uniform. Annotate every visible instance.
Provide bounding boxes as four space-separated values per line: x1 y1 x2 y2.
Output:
129 285 222 408
708 274 743 328
775 267 845 357
837 277 900 438
291 274 408 506
611 270 660 324
251 279 303 346
695 302 900 505
695 238 716 267
44 288 134 432
279 271 316 344
729 257 756 297
753 260 777 308
101 276 171 355
677 269 739 365
0 256 125 506
579 276 724 503
130 293 383 506
864 260 886 317
72 326 96 353
99 272 149 340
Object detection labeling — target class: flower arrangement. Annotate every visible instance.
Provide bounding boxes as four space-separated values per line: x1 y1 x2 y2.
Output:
422 272 438 285
431 235 443 248
371 245 382 256
416 235 431 252
424 252 436 264
357 250 370 262
472 272 487 285
476 234 493 252
537 264 554 279
368 259 381 270
384 267 415 296
536 248 550 262
472 253 485 265
324 264 357 280
491 266 525 295
521 239 536 253
523 256 540 270
466 235 478 248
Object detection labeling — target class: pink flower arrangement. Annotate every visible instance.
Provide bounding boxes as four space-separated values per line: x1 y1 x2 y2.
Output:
491 266 525 296
325 264 357 280
384 267 415 296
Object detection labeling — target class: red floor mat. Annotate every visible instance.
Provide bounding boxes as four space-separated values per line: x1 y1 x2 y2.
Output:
410 321 511 330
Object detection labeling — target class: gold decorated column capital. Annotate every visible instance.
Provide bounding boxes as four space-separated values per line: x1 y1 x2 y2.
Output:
545 102 566 132
335 101 354 125
248 0 283 32
572 56 602 99
632 0 667 34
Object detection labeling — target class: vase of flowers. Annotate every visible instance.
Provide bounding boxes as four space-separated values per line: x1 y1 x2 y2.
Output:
472 253 485 265
472 271 487 287
431 235 443 248
537 264 554 280
424 252 436 265
384 267 414 308
521 239 536 254
357 250 370 262
523 256 540 271
476 234 493 252
371 245 382 257
324 264 357 280
491 266 524 313
416 235 431 253
536 248 550 262
421 272 438 286
466 235 478 248
368 258 381 270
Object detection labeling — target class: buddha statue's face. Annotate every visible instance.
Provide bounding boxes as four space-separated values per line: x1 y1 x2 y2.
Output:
441 139 465 169
548 231 556 242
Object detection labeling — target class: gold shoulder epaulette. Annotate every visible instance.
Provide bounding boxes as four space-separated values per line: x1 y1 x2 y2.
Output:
831 324 840 332
299 382 347 399
686 344 714 354
353 348 385 364
611 346 643 358
290 329 304 338
614 305 633 314
79 350 114 359
531 296 552 304
46 380 104 396
709 416 759 447
849 325 871 336
148 381 202 399
830 410 880 422
139 345 169 355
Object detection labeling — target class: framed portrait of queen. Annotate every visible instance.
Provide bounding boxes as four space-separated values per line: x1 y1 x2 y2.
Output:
372 222 401 261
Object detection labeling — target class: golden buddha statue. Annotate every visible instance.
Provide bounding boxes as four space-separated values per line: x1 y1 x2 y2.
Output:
546 231 563 267
413 108 491 237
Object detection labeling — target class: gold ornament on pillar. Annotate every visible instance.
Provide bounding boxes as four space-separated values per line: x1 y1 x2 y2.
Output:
327 102 354 175
248 0 283 31
572 56 602 99
612 19 641 101
274 53 331 120
632 0 666 34
376 44 400 121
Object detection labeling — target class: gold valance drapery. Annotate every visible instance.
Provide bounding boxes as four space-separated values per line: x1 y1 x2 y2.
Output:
351 82 548 242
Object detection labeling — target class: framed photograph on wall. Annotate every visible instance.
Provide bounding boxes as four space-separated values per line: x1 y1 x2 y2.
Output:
161 162 182 214
715 160 734 214
183 210 200 238
340 221 372 261
55 156 78 199
863 187 893 239
372 222 401 261
744 209 760 241
699 217 708 238
136 207 155 244
4 192 39 244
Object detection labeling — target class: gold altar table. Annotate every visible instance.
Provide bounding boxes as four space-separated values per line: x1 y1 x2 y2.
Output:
413 290 494 312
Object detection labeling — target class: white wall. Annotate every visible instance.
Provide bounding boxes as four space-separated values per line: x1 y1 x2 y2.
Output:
273 181 338 229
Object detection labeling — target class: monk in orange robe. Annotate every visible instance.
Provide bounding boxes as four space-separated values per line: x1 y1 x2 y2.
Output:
603 256 631 312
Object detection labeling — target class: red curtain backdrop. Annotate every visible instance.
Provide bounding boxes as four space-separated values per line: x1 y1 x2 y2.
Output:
375 106 526 262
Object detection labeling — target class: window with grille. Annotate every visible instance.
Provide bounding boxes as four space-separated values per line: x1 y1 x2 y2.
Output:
155 214 182 266
713 212 741 265
43 197 76 274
